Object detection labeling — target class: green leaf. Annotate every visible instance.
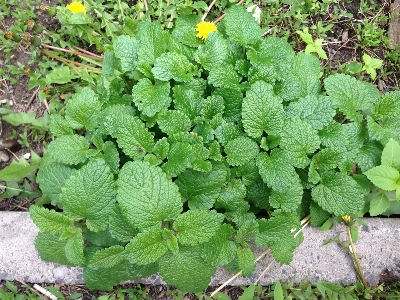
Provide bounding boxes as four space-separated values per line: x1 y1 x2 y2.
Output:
269 179 303 212
29 206 74 235
45 66 79 84
0 156 38 181
47 135 91 165
172 15 202 47
310 202 331 227
381 138 400 170
257 149 299 192
311 171 364 216
64 228 85 266
152 52 195 82
224 6 261 46
286 95 336 130
49 114 74 136
280 118 320 167
246 181 271 210
369 192 390 216
364 165 400 190
273 281 284 300
34 232 70 265
176 162 227 209
132 79 171 117
195 32 228 70
236 160 262 186
137 21 169 64
356 140 383 172
367 116 400 145
208 64 241 88
213 87 243 122
372 91 400 120
88 245 125 269
225 136 259 166
124 229 169 265
157 110 192 135
60 159 116 231
114 115 154 160
113 35 138 72
174 210 223 246
242 80 284 138
216 179 249 213
324 74 380 122
173 85 203 120
256 214 303 264
102 141 120 174
311 148 343 171
215 122 240 146
362 53 382 80
109 205 138 242
319 122 349 152
65 87 101 130
162 142 193 178
202 224 236 266
117 161 183 230
36 163 76 205
159 246 215 293
201 95 224 120
153 138 170 160
237 244 255 276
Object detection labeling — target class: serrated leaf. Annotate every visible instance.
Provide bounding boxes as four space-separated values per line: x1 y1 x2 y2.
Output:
214 122 240 146
173 85 203 120
102 141 120 174
88 245 125 269
310 202 331 227
280 118 320 166
208 64 241 88
201 95 225 120
213 87 243 122
124 229 169 265
224 6 260 46
319 122 349 151
311 171 364 216
195 32 228 70
36 163 76 204
0 156 38 181
225 136 259 166
47 135 92 165
216 179 249 213
152 52 195 82
372 91 400 120
286 95 336 130
364 165 400 190
172 15 202 47
60 159 116 231
30 206 74 235
109 204 138 242
159 246 215 293
117 161 183 230
236 160 262 186
255 214 303 264
34 232 71 265
237 244 255 276
367 116 400 145
269 179 303 212
245 181 271 209
257 149 299 192
113 35 138 72
137 21 169 64
114 115 154 160
153 138 170 160
86 230 121 247
381 138 400 170
356 140 383 172
202 224 236 266
311 148 343 171
83 262 133 291
324 74 380 122
132 78 171 117
242 81 284 138
369 192 390 216
174 210 223 246
49 114 74 136
176 162 227 209
64 228 85 266
157 110 192 135
65 87 101 130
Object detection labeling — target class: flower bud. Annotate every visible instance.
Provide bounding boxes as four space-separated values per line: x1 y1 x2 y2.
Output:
45 7 57 16
32 24 43 34
30 36 42 47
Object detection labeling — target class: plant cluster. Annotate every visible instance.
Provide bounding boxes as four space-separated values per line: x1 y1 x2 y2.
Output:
25 4 400 293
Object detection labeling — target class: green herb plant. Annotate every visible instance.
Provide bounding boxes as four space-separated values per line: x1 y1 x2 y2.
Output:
29 6 400 293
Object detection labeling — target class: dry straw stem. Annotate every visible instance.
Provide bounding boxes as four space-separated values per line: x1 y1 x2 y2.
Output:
201 0 245 23
210 216 311 297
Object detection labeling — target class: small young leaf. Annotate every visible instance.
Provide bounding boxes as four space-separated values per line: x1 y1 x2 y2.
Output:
369 192 390 216
237 244 255 276
381 138 400 170
174 210 223 246
364 165 400 191
273 281 284 300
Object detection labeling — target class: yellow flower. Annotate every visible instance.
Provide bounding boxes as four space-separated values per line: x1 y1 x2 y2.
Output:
195 21 217 41
66 1 87 14
342 214 350 223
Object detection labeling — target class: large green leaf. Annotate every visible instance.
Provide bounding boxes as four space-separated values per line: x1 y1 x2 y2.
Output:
194 32 228 70
88 245 125 270
137 21 169 64
364 165 400 191
242 80 284 138
225 136 259 166
47 135 93 165
29 206 74 235
117 161 183 230
201 224 236 266
60 159 116 231
113 35 138 72
152 52 195 82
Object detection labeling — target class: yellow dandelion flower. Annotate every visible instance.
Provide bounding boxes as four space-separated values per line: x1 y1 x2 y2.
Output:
342 214 350 223
195 21 217 41
66 1 87 14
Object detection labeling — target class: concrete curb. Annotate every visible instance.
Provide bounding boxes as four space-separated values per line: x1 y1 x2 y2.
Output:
0 212 399 287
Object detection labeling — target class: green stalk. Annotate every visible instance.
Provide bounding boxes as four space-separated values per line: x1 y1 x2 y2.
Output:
347 226 368 289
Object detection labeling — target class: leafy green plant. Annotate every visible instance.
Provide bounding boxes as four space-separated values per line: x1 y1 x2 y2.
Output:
296 27 327 59
361 53 382 80
28 5 400 293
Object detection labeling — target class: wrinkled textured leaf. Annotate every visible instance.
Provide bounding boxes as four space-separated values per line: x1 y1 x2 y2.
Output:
225 136 259 166
372 91 400 120
47 135 92 165
216 179 249 213
137 21 169 64
117 161 183 230
269 179 303 212
202 224 236 266
172 15 202 47
173 85 203 120
34 232 71 265
174 210 223 246
224 6 260 46
208 64 241 88
152 52 195 82
237 244 255 276
242 81 284 138
88 245 125 269
381 138 400 170
30 206 74 235
109 204 138 242
310 202 331 227
113 35 138 72
60 159 116 231
214 122 240 146
364 165 400 190
157 110 192 135
195 32 228 70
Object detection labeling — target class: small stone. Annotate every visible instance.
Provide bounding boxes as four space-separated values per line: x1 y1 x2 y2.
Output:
23 153 31 160
0 151 9 162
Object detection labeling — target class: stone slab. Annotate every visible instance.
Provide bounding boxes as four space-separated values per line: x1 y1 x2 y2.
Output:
1 212 399 287
389 0 400 48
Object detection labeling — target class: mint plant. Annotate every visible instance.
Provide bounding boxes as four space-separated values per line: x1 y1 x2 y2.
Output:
29 6 400 293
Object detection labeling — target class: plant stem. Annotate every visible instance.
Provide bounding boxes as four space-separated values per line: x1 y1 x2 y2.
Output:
347 226 368 289
214 0 245 24
0 184 23 192
201 0 218 21
42 44 103 60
